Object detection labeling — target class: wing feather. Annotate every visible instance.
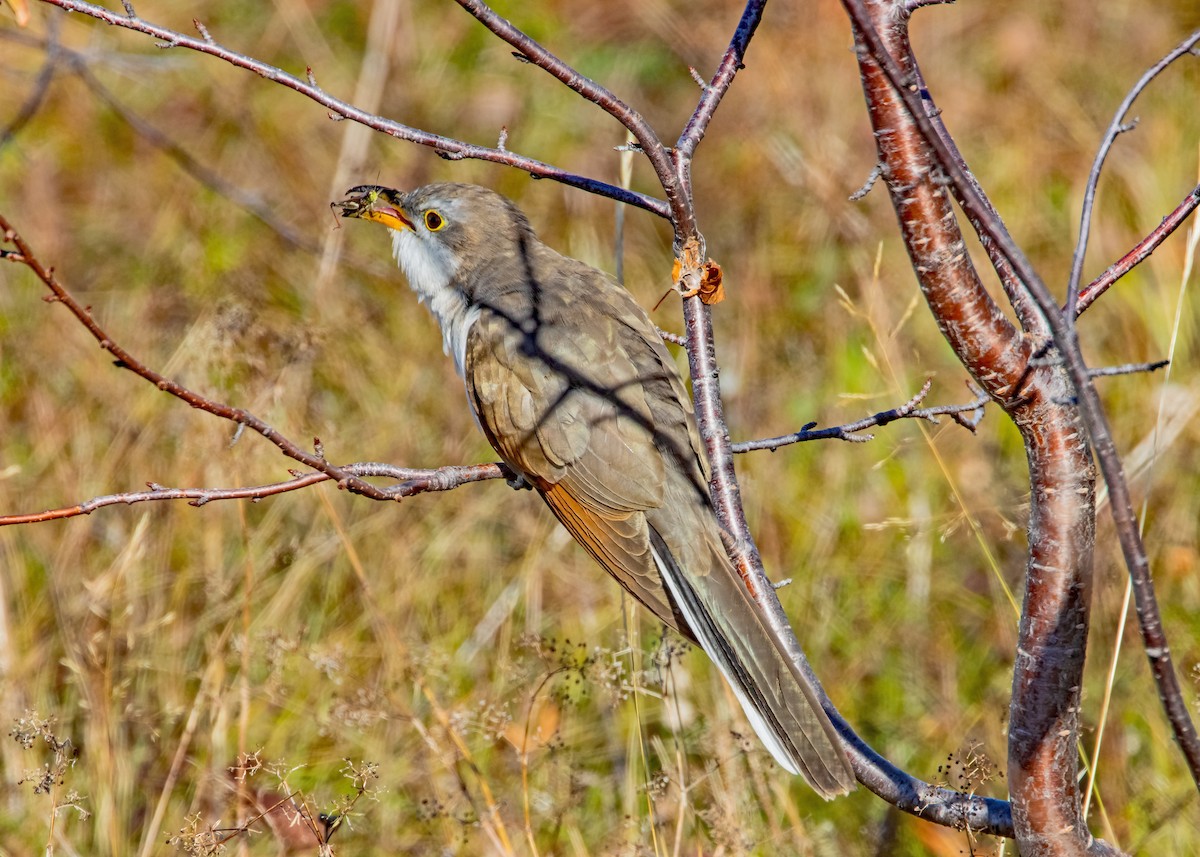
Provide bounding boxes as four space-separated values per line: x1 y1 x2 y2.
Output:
461 249 853 797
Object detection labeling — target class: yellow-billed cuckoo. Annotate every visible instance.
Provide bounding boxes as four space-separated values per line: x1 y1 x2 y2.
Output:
335 183 854 797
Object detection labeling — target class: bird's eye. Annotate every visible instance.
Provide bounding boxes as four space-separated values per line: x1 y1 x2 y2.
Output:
424 210 445 231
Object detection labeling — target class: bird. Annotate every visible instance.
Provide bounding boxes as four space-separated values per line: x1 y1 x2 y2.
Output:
334 182 855 798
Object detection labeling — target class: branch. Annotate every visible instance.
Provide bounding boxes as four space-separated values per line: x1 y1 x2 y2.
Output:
0 215 396 502
676 0 768 159
839 3 1167 853
0 463 511 527
32 0 668 218
449 0 683 221
1088 360 1170 379
889 35 1047 337
0 19 58 150
844 0 1200 802
732 380 988 451
1074 183 1200 316
1065 29 1200 318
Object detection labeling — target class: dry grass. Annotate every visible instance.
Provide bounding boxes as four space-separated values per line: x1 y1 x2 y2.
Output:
1 0 1199 854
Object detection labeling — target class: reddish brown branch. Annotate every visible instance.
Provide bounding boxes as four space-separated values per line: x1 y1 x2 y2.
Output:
849 8 1027 393
893 52 1047 336
1075 183 1200 316
843 0 1200 815
843 3 1122 853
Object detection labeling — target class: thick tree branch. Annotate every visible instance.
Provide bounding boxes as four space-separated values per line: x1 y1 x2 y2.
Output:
896 48 1047 337
843 3 1135 854
842 0 1200 812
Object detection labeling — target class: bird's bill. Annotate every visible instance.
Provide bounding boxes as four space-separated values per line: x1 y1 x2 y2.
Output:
333 186 415 232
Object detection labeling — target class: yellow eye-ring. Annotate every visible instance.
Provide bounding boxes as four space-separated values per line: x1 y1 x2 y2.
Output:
424 209 446 231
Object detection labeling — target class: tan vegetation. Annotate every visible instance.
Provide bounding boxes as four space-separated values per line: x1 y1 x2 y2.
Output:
1 0 1198 853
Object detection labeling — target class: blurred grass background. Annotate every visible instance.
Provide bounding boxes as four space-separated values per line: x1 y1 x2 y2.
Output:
1 0 1198 854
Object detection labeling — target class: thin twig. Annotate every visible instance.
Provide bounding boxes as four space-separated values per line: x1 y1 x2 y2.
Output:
655 325 686 346
849 163 883 201
1089 360 1170 379
0 462 513 527
732 381 988 451
1065 29 1200 319
33 0 668 217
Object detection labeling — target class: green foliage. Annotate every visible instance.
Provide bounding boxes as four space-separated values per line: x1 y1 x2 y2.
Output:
2 0 1199 854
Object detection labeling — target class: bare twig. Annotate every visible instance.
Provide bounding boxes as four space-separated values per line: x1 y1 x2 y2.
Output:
0 21 59 150
655 325 687 346
849 163 883 201
450 0 682 218
732 381 988 451
0 462 513 527
1089 360 1170 379
1065 29 1200 319
33 0 668 217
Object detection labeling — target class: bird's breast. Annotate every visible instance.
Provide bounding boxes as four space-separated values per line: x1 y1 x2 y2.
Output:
391 230 479 376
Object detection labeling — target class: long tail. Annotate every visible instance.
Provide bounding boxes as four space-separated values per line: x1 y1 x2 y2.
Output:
648 527 855 798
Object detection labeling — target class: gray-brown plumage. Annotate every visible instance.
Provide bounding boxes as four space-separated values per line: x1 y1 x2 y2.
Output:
335 182 855 798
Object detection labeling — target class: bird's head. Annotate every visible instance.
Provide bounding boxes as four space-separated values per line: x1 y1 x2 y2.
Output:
334 183 535 303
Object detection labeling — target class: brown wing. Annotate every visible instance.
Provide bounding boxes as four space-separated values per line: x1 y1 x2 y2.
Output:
462 253 854 797
463 269 697 638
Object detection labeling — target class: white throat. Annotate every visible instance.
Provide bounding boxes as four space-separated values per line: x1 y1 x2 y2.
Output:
391 229 479 377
